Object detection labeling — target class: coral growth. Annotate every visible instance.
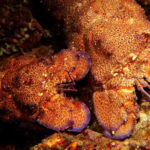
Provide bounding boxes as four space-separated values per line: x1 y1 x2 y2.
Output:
0 4 43 56
45 0 150 139
0 49 90 132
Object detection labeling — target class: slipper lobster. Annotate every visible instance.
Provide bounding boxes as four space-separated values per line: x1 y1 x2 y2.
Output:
45 0 150 139
0 49 90 132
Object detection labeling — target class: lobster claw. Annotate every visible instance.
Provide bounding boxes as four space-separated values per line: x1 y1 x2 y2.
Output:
104 113 137 139
36 49 91 132
93 86 138 139
52 49 90 82
0 49 91 132
36 94 90 132
52 49 90 93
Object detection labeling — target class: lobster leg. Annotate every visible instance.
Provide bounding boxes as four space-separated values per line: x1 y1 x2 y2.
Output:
136 49 150 101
